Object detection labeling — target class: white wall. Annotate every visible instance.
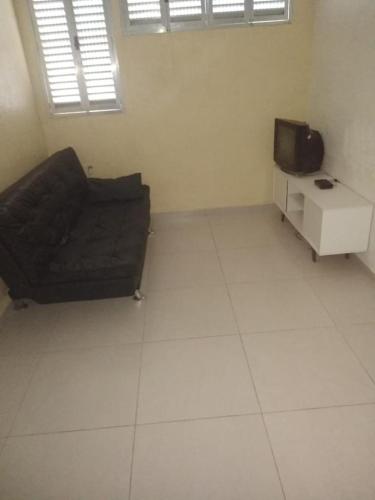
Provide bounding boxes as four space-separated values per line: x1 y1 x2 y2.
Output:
309 0 375 272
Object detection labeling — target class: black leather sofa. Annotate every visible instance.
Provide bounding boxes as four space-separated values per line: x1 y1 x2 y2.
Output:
0 148 150 304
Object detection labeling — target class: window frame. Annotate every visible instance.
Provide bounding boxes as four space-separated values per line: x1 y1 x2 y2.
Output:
122 0 291 35
29 0 122 116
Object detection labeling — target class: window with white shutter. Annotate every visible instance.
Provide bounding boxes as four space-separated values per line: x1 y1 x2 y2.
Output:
123 0 208 33
122 0 290 33
30 0 121 115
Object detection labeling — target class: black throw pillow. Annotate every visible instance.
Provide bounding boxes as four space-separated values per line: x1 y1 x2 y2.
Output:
88 173 143 203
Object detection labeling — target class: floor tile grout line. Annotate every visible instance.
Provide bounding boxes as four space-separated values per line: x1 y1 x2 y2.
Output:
127 357 143 500
0 333 240 359
7 400 375 440
238 324 336 336
3 350 46 448
145 274 373 294
143 331 239 344
334 330 375 388
127 264 149 500
0 339 145 357
136 411 262 428
304 278 375 389
127 362 142 500
7 317 375 359
8 423 135 439
143 282 231 297
3 318 375 357
232 313 288 500
144 274 356 294
207 216 288 500
4 318 364 359
238 330 288 500
7 317 375 358
150 242 294 257
35 342 145 355
260 400 375 416
135 401 375 426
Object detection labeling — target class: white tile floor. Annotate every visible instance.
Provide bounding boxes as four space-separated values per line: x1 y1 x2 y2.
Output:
0 204 375 499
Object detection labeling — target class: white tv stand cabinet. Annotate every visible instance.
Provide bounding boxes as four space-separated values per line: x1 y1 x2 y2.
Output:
273 167 373 261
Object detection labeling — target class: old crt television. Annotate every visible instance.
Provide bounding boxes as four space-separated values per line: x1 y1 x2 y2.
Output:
274 119 324 175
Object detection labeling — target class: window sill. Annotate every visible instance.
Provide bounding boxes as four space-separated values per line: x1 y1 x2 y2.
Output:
49 108 123 119
124 17 291 36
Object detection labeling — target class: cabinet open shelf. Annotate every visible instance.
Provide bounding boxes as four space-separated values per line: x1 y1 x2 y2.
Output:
287 192 304 212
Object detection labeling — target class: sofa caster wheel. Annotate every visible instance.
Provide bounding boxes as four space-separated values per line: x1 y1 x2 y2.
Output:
133 290 145 301
13 299 28 310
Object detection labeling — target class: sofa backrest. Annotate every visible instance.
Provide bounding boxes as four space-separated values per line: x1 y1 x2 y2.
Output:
0 147 88 285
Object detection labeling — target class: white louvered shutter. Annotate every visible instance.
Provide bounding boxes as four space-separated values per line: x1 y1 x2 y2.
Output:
71 0 119 109
31 0 81 109
168 0 207 30
30 0 121 114
210 0 245 24
210 0 289 25
123 0 165 34
253 0 288 22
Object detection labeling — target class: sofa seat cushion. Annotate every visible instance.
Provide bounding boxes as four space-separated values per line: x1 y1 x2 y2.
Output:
43 194 149 284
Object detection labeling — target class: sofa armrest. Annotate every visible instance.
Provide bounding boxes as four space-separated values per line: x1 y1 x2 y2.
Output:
88 173 144 203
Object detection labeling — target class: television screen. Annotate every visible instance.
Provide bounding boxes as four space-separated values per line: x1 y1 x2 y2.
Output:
276 125 297 170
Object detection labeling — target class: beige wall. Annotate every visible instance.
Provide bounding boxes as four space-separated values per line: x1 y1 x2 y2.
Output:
15 0 315 213
0 0 47 312
0 0 46 191
309 0 375 272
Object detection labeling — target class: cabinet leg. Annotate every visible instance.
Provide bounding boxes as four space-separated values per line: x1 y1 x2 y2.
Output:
312 249 317 263
345 253 350 259
281 213 285 222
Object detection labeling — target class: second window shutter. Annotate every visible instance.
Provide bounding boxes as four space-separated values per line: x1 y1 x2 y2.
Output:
210 0 246 25
123 0 165 33
168 0 207 30
71 0 119 109
253 0 288 22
